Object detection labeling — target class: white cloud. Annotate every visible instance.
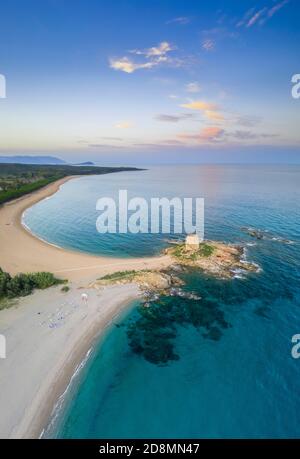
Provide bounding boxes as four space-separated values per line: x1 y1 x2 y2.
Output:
109 57 155 73
155 113 195 123
130 41 174 57
166 17 190 25
202 39 215 51
145 42 174 57
185 82 201 93
268 0 289 18
114 121 133 129
246 8 267 27
237 1 289 28
110 42 175 73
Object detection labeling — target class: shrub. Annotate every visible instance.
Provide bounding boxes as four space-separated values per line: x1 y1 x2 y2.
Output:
0 268 11 297
29 271 63 290
0 267 65 299
61 285 70 293
99 270 138 281
198 243 214 257
6 273 35 298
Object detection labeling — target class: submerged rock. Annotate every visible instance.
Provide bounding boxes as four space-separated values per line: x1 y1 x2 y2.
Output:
241 226 294 245
126 295 230 365
241 227 265 240
168 287 201 300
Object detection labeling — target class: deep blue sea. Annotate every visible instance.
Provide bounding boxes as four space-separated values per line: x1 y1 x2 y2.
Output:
24 165 300 438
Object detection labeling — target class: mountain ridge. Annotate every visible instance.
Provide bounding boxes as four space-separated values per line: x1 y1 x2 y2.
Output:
0 155 66 165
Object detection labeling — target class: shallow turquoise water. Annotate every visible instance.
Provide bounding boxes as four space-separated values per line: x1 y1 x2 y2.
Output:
25 165 300 438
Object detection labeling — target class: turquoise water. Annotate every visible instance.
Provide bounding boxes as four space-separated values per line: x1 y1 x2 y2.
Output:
25 165 300 438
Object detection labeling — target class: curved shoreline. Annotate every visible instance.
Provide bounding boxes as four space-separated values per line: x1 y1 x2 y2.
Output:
0 175 172 439
42 300 136 439
0 175 172 282
0 281 141 438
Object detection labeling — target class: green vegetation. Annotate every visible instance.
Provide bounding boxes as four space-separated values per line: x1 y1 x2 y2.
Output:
171 242 215 261
0 163 141 205
99 270 150 282
99 270 138 281
0 267 65 307
61 285 70 293
172 243 186 258
198 243 215 257
0 177 58 204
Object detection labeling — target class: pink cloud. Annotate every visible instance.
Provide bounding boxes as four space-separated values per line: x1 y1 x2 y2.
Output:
178 126 225 143
199 126 225 140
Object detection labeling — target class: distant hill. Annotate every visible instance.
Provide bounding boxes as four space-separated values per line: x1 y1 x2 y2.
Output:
0 155 66 165
74 161 95 166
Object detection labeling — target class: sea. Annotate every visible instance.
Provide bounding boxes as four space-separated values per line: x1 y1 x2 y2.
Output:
23 165 300 438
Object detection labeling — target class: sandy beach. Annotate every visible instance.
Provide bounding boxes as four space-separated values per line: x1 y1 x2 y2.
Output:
0 176 172 438
0 281 141 438
0 175 172 282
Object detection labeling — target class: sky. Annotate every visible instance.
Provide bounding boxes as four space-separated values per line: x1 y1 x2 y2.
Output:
0 0 299 164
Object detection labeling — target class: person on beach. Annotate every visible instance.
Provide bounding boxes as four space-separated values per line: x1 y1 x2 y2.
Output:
81 293 88 304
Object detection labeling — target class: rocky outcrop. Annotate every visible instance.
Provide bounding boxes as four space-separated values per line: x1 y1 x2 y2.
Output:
165 241 259 279
90 269 183 292
90 240 260 294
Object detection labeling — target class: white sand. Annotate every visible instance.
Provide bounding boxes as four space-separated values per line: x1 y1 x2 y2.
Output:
0 281 141 438
0 176 172 282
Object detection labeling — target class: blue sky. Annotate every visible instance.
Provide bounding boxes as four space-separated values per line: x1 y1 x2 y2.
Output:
0 0 299 164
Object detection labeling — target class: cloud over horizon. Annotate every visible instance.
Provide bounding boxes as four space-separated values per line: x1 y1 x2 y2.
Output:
180 100 224 122
179 126 225 143
114 121 134 129
155 113 196 123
